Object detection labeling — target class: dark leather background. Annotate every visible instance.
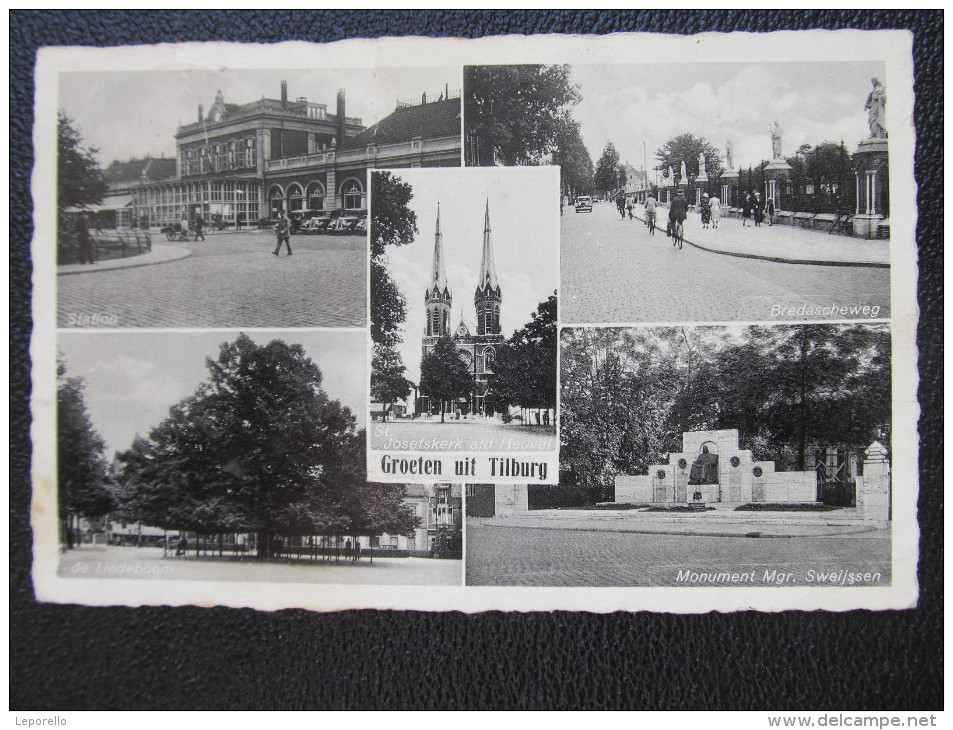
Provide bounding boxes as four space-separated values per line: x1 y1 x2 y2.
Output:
10 10 943 710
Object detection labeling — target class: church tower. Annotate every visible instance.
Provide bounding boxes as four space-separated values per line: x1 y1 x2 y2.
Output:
474 199 502 335
424 203 452 339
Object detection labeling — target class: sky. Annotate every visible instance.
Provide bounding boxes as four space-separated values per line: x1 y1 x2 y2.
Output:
58 330 367 457
569 61 885 180
378 166 560 387
58 67 460 165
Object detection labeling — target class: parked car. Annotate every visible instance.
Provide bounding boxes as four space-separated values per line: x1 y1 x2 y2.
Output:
299 215 332 234
328 214 366 235
575 195 593 213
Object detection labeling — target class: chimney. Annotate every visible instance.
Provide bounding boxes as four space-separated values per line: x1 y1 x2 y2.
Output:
280 80 288 104
336 89 346 143
198 104 204 123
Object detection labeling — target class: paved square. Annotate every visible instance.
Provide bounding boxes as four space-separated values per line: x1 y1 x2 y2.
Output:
465 520 891 587
57 231 366 328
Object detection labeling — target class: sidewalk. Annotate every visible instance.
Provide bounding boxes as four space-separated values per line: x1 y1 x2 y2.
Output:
641 205 890 267
479 506 887 539
58 242 191 275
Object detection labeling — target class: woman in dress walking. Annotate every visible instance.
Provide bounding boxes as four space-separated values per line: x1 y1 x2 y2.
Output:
741 193 753 227
709 195 721 229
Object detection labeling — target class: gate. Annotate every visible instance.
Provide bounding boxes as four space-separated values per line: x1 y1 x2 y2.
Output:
815 447 861 506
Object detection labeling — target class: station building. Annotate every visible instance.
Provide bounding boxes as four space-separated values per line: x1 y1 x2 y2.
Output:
115 81 461 228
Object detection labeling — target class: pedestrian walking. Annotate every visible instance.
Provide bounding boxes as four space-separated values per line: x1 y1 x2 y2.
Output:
194 214 206 241
354 540 362 563
344 538 352 561
742 193 753 227
753 192 765 227
709 195 721 229
76 213 95 265
273 210 292 256
766 197 776 226
179 215 190 241
700 192 712 229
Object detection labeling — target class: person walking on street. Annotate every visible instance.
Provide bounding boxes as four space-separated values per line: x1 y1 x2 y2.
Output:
354 540 362 563
700 192 712 229
709 195 721 229
766 197 776 226
179 215 190 241
742 193 753 227
273 210 292 256
753 192 765 227
194 214 206 241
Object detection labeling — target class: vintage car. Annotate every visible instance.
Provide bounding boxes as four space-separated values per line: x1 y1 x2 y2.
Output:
575 195 593 213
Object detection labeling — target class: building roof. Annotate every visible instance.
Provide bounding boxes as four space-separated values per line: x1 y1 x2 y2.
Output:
477 199 500 292
105 157 176 184
341 95 460 150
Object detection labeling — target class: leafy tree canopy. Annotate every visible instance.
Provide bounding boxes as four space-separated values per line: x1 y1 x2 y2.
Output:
58 111 107 212
593 141 621 197
490 294 557 411
655 133 724 183
420 336 473 423
465 64 580 166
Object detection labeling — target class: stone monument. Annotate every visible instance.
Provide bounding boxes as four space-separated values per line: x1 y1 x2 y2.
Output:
614 429 818 505
694 151 709 206
853 78 889 238
721 140 738 207
764 121 793 211
679 159 688 191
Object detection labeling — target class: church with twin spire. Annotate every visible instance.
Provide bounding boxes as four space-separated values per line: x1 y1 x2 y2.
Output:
421 200 504 417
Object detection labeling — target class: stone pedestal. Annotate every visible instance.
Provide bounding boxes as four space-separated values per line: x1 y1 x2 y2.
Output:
720 169 738 209
853 138 889 238
494 485 529 516
860 441 891 523
694 171 708 207
764 159 793 211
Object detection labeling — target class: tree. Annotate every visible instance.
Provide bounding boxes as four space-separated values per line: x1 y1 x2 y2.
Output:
58 111 107 213
490 294 557 417
655 133 724 187
371 343 411 420
593 142 621 197
370 171 417 346
116 334 365 558
552 113 594 198
420 336 473 423
370 172 417 419
465 65 580 165
58 358 114 548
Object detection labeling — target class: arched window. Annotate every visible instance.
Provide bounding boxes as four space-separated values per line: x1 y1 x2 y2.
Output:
484 346 496 374
341 180 363 210
307 182 325 212
268 185 284 218
287 184 304 213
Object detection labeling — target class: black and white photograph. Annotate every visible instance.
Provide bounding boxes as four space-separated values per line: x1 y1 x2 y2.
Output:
466 323 893 587
55 66 460 329
367 166 559 484
464 62 892 324
55 330 462 587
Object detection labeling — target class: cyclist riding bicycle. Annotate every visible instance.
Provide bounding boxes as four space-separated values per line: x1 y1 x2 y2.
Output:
644 194 658 233
615 191 626 218
669 190 688 247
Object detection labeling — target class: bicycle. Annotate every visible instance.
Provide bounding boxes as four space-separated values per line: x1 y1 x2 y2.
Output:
646 211 656 235
673 220 684 249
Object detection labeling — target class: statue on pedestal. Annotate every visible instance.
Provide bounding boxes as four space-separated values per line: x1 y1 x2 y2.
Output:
865 78 887 139
697 151 707 176
668 166 675 184
770 121 783 159
679 160 688 183
689 446 719 485
726 140 734 170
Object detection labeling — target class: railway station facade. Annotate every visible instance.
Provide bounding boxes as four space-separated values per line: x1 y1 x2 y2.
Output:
118 81 461 228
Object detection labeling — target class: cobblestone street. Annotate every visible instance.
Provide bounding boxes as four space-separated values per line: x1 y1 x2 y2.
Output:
561 203 891 324
465 520 891 587
57 231 366 328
